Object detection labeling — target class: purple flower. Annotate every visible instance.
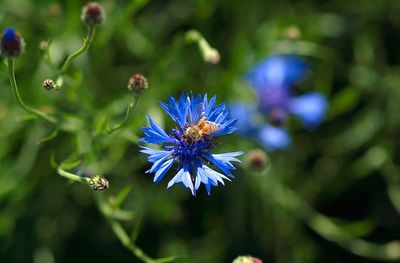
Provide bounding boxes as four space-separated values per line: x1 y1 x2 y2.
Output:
139 92 243 195
232 54 328 151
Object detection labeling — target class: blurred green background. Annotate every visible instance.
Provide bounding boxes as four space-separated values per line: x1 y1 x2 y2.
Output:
1 0 400 262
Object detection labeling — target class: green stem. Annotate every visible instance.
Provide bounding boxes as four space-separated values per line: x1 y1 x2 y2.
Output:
57 166 91 185
60 26 96 75
95 194 157 263
107 95 139 134
7 59 57 124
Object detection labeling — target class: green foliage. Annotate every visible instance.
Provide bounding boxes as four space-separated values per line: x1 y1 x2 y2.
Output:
1 0 400 263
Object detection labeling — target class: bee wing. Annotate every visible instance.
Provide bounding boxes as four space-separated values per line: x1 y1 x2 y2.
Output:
191 102 206 124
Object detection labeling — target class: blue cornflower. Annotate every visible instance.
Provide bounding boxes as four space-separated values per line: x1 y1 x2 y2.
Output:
232 54 328 151
139 92 243 195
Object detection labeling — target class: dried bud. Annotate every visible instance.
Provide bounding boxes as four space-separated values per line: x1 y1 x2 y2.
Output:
43 79 56 91
1 27 25 58
89 176 109 191
127 74 149 94
81 2 105 27
233 256 263 263
247 149 269 169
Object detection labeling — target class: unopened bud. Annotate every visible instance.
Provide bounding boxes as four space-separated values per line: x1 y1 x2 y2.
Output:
233 256 263 263
202 46 220 64
89 176 109 191
247 149 269 169
128 74 149 94
81 2 105 27
47 3 62 18
43 79 56 91
1 27 25 58
39 41 49 51
284 25 301 41
185 30 220 64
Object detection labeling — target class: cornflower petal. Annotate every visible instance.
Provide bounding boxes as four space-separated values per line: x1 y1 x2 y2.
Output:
139 117 174 144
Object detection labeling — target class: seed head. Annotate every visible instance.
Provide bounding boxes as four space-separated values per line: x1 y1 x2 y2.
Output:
1 27 25 58
81 2 105 27
127 74 149 94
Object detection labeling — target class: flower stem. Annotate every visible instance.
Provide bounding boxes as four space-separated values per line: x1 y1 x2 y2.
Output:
57 166 91 185
94 193 157 263
107 95 139 134
7 59 57 124
60 26 96 75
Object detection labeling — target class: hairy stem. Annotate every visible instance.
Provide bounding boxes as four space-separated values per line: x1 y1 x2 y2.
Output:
60 26 96 75
7 59 57 124
107 95 139 134
57 166 91 185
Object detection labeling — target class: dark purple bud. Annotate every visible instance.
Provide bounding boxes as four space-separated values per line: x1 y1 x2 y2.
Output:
81 2 105 27
128 74 149 94
1 27 25 58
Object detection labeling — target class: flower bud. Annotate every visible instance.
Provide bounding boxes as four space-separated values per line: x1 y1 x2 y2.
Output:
201 46 220 64
127 74 149 94
284 25 301 41
233 256 263 263
81 2 105 27
247 149 269 169
1 27 25 58
39 41 49 51
43 79 56 91
89 175 109 191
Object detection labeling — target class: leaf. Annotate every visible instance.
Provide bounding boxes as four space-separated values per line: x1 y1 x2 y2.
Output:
61 159 82 170
114 185 133 209
130 219 141 243
37 129 59 145
329 86 360 118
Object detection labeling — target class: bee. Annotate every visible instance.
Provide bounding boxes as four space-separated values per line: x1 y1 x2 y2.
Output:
183 117 221 144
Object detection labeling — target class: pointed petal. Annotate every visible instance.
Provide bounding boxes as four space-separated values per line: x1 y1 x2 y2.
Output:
139 117 174 144
153 158 174 183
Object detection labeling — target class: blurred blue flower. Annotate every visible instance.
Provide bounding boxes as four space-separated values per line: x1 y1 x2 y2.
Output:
140 92 243 195
232 54 328 151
